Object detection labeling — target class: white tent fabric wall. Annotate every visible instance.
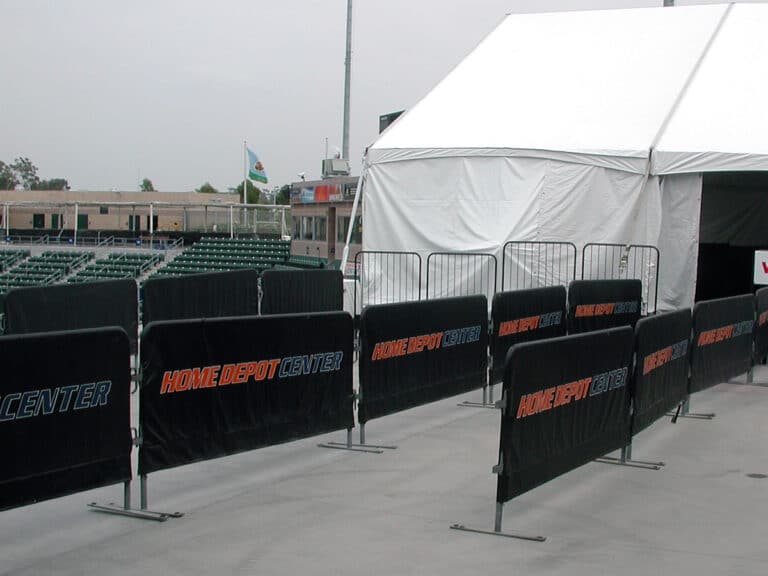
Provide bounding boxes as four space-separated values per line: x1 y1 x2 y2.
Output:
357 4 768 312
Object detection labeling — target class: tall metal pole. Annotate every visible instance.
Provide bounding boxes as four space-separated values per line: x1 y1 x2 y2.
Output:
342 0 353 161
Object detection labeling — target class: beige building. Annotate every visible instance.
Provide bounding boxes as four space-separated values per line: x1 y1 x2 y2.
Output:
289 176 361 265
0 189 288 237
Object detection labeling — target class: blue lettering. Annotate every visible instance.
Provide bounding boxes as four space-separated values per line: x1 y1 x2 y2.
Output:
0 393 20 422
16 391 39 419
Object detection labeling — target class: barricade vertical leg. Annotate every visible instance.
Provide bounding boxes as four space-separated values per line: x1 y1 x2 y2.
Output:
494 502 503 533
124 480 131 510
140 474 148 510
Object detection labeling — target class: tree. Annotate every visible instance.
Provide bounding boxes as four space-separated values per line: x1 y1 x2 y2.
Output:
275 184 291 205
140 178 155 192
0 161 18 190
11 157 39 189
196 182 219 194
32 178 70 190
235 180 260 204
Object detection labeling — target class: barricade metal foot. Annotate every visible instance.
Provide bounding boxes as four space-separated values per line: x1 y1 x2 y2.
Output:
671 412 715 420
458 384 497 409
317 427 395 454
669 398 715 422
595 445 664 470
87 502 183 522
449 523 546 542
88 480 183 522
595 457 663 471
317 442 385 454
450 502 546 542
457 401 498 409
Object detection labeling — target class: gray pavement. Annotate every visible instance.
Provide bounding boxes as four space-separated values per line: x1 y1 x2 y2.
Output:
2 368 768 575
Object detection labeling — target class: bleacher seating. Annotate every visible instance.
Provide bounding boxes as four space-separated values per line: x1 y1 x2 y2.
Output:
68 252 165 283
152 237 293 277
0 250 94 293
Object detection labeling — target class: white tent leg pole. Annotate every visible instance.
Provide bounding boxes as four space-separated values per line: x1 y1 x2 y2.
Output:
341 172 365 270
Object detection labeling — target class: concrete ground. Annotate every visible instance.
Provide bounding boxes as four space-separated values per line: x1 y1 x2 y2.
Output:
2 368 768 575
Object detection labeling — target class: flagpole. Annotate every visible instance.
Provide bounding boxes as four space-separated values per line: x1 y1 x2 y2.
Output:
243 140 248 206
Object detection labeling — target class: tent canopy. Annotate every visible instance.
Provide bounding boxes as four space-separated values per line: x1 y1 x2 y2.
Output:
370 3 768 174
360 4 768 312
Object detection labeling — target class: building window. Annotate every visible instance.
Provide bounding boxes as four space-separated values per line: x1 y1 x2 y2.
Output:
99 206 109 215
292 216 300 239
77 214 88 230
337 215 362 244
301 216 314 240
51 213 62 228
314 216 327 241
32 214 45 229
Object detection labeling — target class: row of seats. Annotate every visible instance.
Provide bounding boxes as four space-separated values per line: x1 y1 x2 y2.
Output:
0 250 30 272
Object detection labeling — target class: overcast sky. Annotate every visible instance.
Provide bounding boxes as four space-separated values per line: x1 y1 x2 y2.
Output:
0 0 734 192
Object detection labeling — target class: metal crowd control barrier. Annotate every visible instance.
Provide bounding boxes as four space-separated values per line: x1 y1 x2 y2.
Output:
581 243 660 314
501 241 577 291
426 252 497 301
353 251 422 316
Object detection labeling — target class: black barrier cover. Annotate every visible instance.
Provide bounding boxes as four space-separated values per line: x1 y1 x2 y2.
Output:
632 309 691 434
260 269 343 315
358 295 488 425
139 312 353 475
567 279 643 334
141 269 260 326
4 280 138 352
496 326 633 503
0 328 131 511
756 288 768 362
490 286 567 384
690 294 754 394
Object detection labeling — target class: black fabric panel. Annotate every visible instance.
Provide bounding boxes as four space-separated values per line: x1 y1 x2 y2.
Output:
490 286 567 384
0 328 132 511
632 309 691 435
496 326 633 503
139 312 354 475
4 280 138 353
358 295 488 425
141 269 260 325
755 288 768 361
260 269 343 315
690 295 754 393
567 279 642 334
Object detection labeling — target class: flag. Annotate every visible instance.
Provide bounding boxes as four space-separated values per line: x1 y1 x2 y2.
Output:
246 147 268 184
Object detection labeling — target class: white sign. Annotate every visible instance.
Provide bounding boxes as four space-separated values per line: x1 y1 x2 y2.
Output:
755 250 768 285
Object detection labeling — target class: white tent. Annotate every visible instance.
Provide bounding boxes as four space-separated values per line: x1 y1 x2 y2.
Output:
354 3 768 311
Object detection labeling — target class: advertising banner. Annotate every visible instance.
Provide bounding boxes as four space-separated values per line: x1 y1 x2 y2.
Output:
632 309 691 434
0 328 131 511
756 288 768 362
496 326 634 503
4 280 138 352
358 295 488 424
141 269 260 326
690 295 754 393
139 312 353 475
567 279 642 334
490 286 567 384
260 269 343 315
